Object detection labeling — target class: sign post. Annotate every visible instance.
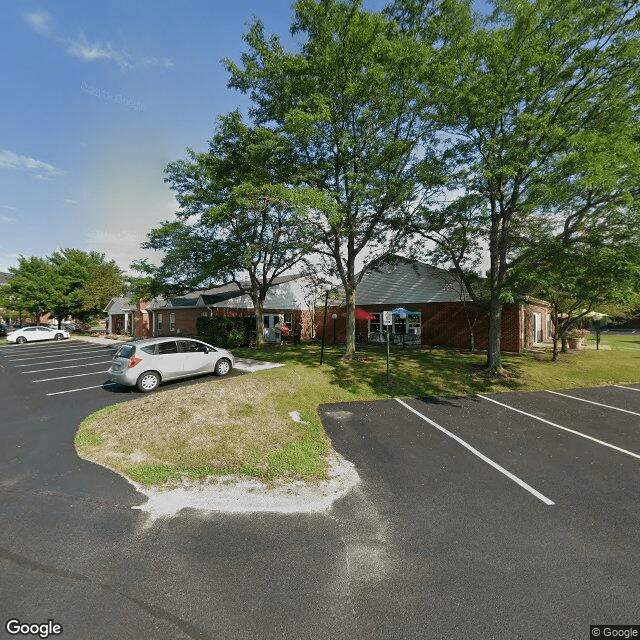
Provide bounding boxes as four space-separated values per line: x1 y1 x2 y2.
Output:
382 311 392 382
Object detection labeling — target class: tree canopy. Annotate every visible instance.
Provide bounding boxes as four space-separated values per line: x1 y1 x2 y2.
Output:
142 111 328 345
398 0 640 371
224 0 438 356
3 250 124 324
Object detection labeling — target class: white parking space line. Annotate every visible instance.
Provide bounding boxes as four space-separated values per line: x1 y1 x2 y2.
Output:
46 382 118 396
4 348 113 361
478 395 640 461
22 361 113 374
395 398 555 506
614 385 640 392
546 390 640 417
14 353 115 367
34 371 109 382
3 342 97 351
1 341 101 351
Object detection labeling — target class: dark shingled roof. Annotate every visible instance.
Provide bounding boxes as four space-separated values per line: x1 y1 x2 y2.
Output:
353 258 467 305
148 273 306 310
167 297 199 307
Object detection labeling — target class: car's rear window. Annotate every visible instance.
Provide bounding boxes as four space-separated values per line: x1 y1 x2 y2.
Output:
116 345 136 359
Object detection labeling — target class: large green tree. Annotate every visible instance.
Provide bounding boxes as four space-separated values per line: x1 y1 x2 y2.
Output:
142 112 326 346
394 0 640 372
511 228 640 360
225 0 436 357
4 250 123 326
4 257 59 323
48 249 124 324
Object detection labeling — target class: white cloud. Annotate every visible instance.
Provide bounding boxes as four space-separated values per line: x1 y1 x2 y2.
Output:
23 11 53 36
23 10 173 71
0 150 60 178
64 199 78 205
67 32 130 69
1 215 16 224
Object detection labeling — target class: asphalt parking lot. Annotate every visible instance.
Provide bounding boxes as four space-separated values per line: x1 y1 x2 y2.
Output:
319 385 640 638
0 337 244 399
1 337 639 639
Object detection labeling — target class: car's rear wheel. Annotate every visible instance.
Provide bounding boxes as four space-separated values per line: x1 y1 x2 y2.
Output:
16 336 26 344
54 333 63 340
136 371 160 392
214 358 232 376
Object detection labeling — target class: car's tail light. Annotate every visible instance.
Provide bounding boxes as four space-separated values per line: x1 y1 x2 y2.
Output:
128 356 142 368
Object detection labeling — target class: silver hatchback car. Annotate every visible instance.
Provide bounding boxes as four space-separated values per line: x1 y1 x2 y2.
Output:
108 337 235 392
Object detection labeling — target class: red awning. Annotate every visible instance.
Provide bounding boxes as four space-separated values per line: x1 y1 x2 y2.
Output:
355 308 375 320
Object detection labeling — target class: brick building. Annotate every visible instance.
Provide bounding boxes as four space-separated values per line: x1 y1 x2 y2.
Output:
316 259 549 352
105 274 321 342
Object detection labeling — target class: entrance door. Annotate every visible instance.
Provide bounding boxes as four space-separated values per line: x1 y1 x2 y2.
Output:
263 315 279 342
532 312 542 343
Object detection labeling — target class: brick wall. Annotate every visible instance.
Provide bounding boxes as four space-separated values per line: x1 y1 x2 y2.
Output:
149 307 314 341
316 302 525 352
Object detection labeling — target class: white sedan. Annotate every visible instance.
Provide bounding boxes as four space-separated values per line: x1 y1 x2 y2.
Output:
7 326 70 344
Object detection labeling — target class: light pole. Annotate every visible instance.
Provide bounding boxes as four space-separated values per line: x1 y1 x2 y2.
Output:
319 284 331 365
399 313 406 349
332 313 338 345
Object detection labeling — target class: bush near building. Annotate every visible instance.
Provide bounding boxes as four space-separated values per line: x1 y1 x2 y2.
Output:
196 315 255 348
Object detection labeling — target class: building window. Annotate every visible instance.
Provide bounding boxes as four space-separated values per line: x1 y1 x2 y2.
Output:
369 313 382 333
157 314 163 333
368 313 385 343
407 314 421 335
283 313 293 330
169 313 176 332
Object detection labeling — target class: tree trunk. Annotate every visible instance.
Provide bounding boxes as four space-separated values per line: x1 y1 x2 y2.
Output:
253 297 265 348
552 336 559 361
344 287 356 358
486 296 504 373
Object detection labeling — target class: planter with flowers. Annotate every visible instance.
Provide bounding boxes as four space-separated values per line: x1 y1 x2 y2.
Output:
567 328 590 350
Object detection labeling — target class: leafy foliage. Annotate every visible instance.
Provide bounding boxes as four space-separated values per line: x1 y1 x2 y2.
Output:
196 315 255 348
141 111 325 345
225 0 437 356
3 250 124 323
510 234 640 359
398 0 640 371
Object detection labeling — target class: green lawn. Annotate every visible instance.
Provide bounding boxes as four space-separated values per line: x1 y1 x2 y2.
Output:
75 334 640 487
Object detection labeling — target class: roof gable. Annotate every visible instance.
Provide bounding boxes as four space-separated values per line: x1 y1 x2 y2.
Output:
355 259 467 305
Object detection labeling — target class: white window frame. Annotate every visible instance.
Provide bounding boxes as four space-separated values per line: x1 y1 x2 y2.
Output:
169 313 176 332
407 314 421 335
157 313 163 333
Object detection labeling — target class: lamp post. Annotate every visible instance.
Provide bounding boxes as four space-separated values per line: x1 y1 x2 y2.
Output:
399 313 406 349
319 284 331 365
332 313 338 345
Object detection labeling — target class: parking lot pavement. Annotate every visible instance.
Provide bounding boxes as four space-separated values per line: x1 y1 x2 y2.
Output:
0 338 244 398
319 385 640 638
3 333 638 640
0 339 121 396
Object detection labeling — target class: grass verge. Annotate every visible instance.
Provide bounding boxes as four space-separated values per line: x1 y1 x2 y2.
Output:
75 335 640 487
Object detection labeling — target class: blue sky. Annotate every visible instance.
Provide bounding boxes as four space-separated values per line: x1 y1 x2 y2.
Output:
1 0 391 273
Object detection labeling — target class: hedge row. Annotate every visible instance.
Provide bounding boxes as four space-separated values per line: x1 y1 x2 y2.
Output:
196 315 256 348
